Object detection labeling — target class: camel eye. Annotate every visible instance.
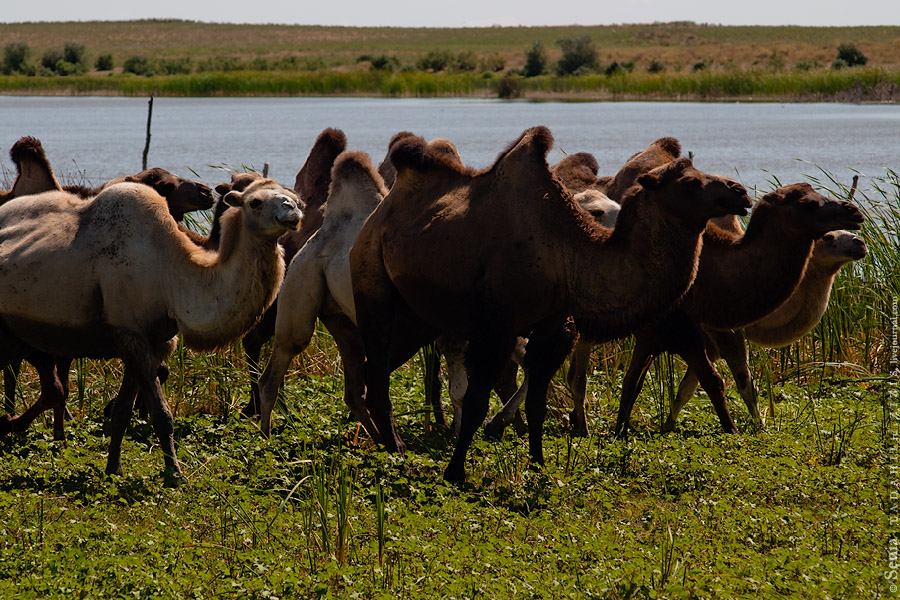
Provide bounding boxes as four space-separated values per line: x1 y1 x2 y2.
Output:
248 198 263 209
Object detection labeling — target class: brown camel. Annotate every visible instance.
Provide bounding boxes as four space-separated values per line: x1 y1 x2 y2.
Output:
0 178 302 479
662 229 868 430
242 128 348 417
349 126 752 482
486 137 683 437
614 182 864 438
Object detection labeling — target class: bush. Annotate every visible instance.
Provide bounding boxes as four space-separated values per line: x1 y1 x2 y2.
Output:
417 50 452 72
497 75 521 99
123 55 154 76
836 42 867 67
94 53 114 71
452 51 477 72
158 57 193 75
40 48 64 71
358 54 399 71
2 42 30 75
523 41 547 77
556 36 597 75
647 60 666 73
63 41 86 66
480 53 506 73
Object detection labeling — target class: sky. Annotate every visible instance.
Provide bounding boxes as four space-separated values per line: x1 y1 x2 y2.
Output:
2 0 899 27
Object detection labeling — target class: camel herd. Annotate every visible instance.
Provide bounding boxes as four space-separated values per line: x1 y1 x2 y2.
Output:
0 127 866 483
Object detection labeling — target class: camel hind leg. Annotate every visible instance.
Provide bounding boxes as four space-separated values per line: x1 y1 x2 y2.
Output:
242 304 278 417
566 338 593 436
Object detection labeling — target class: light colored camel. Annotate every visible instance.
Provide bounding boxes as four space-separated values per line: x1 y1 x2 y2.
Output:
350 126 752 482
662 229 868 430
257 134 465 439
0 178 302 479
257 150 386 438
242 128 348 417
614 183 864 437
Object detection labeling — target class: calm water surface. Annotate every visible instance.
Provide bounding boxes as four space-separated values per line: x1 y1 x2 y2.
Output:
1 96 898 194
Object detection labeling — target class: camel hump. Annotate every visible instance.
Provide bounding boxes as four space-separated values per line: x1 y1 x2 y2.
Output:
389 133 466 176
293 127 348 202
493 126 554 169
329 151 385 198
9 136 47 165
652 137 681 157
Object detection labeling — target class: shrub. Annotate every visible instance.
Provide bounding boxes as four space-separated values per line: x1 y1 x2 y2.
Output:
647 60 665 73
693 60 708 71
2 42 30 75
497 75 521 99
480 53 506 73
40 48 64 71
63 41 86 66
452 51 477 72
836 42 867 67
556 36 597 75
358 54 399 71
94 53 114 71
417 50 452 72
523 41 548 77
123 55 154 76
158 57 193 75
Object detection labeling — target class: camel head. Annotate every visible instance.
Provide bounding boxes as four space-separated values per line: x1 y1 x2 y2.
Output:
758 182 864 236
813 230 868 266
1 136 61 202
574 189 620 228
378 131 415 188
222 178 303 238
122 168 214 221
636 157 752 224
552 152 602 194
215 171 263 198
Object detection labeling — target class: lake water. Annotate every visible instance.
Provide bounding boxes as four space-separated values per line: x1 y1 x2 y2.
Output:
1 96 898 195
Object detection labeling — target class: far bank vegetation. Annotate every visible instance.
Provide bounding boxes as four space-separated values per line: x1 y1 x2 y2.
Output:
1 20 898 100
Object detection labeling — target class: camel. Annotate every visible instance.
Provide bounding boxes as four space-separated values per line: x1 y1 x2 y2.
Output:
484 137 683 438
257 149 387 439
257 134 468 439
662 229 868 430
0 137 218 436
349 126 752 482
0 178 302 479
242 128 348 417
614 182 864 438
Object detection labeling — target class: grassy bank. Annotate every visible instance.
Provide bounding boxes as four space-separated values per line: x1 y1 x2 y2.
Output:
0 168 896 597
1 20 899 100
2 66 899 101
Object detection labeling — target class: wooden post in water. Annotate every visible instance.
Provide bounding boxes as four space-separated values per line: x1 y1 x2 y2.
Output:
142 96 154 170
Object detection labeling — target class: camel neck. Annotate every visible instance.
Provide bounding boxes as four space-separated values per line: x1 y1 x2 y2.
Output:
566 193 704 342
684 203 816 330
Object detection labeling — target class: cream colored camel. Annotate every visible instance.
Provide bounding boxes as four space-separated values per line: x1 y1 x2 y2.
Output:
257 134 465 439
0 178 302 480
350 126 752 482
662 229 868 429
257 150 386 439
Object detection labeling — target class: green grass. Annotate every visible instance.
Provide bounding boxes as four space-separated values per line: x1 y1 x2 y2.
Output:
0 170 897 598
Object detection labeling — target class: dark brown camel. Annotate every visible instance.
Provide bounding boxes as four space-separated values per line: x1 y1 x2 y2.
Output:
614 183 864 438
662 229 868 430
350 126 752 482
242 128 348 417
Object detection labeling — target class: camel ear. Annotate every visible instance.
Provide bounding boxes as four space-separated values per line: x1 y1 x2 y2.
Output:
760 189 786 205
222 190 244 208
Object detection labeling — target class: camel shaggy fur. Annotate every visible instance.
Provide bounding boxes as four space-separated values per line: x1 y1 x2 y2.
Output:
614 183 864 437
0 178 302 479
663 229 868 430
350 126 752 481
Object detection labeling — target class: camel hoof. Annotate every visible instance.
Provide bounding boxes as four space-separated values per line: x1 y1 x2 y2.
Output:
482 417 505 441
105 463 124 477
443 464 466 484
162 467 183 488
660 418 676 433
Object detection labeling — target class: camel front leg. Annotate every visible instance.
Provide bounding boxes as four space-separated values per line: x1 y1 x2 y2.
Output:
566 338 593 436
483 373 528 440
242 305 278 417
105 370 139 476
663 367 700 432
615 334 657 439
717 330 763 429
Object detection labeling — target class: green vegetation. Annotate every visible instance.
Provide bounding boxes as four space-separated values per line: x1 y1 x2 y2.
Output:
0 20 898 100
0 166 897 597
